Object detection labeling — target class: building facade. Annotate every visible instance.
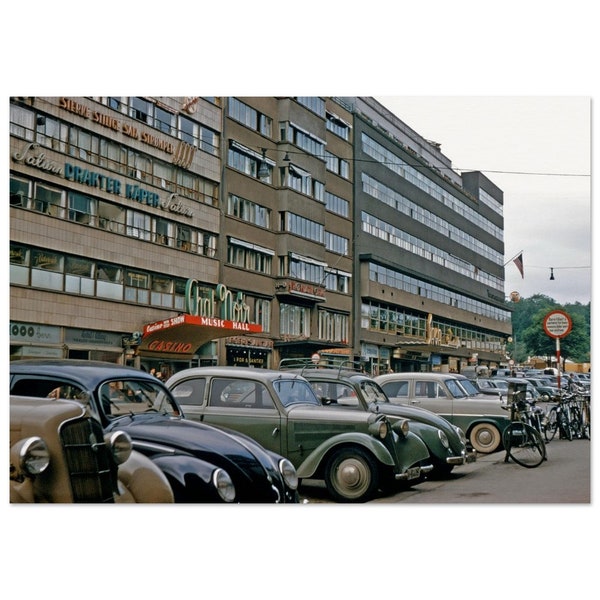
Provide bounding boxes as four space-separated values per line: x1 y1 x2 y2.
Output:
9 96 511 375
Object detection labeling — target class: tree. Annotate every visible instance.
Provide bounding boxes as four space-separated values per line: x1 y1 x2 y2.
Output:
507 295 590 365
521 309 590 366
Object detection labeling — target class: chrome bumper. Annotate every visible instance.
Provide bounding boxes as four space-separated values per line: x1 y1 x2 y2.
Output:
395 463 434 480
446 450 477 465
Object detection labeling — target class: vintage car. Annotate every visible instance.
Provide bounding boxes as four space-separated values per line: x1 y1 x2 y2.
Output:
166 366 432 503
279 360 476 477
374 372 511 454
10 395 174 503
10 360 299 503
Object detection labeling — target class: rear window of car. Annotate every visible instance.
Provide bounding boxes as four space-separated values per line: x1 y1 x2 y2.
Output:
379 380 409 398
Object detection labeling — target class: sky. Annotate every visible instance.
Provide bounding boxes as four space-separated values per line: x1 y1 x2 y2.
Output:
374 96 592 306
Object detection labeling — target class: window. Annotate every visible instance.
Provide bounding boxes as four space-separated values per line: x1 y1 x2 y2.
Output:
155 218 171 245
154 105 175 134
227 194 271 228
280 304 311 337
10 177 30 207
129 97 152 124
68 192 93 224
151 275 174 308
296 97 325 117
177 225 192 251
325 191 349 217
324 150 350 179
282 212 324 244
254 299 271 333
31 250 63 290
97 264 123 300
125 270 150 303
36 115 68 152
10 244 30 285
127 210 151 240
227 239 273 274
326 112 351 141
318 310 349 343
228 98 272 137
10 103 35 140
65 257 94 295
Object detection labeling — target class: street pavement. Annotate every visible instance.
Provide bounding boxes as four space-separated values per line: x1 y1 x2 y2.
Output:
300 436 591 504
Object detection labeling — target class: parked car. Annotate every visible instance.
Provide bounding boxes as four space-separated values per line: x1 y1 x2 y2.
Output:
167 366 432 502
279 359 475 477
491 377 541 401
374 372 511 454
523 377 560 401
471 377 503 396
10 394 174 503
10 360 299 503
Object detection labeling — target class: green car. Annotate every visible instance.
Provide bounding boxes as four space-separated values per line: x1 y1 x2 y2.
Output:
279 360 476 477
167 367 432 502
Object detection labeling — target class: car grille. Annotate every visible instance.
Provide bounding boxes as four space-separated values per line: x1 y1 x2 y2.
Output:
60 418 117 503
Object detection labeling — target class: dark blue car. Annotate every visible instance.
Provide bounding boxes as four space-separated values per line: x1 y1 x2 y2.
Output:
10 359 299 503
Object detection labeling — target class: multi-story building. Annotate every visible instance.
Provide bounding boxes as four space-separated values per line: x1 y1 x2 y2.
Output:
347 97 511 374
9 96 510 375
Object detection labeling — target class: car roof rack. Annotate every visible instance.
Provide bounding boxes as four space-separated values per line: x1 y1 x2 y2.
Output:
278 357 364 377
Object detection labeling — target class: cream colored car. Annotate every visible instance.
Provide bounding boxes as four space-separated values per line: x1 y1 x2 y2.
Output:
10 395 173 503
375 372 511 453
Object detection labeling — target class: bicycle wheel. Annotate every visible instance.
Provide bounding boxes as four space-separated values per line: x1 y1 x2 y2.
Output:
581 404 591 440
503 422 546 468
544 407 558 442
570 406 582 439
559 410 573 441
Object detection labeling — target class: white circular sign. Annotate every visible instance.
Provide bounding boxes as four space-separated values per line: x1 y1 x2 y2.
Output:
311 353 321 364
543 310 572 339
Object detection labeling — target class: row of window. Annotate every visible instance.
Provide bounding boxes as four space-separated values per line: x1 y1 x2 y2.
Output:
368 262 511 322
10 242 351 342
361 301 505 352
361 211 504 292
362 173 503 266
10 175 217 256
361 132 503 241
10 103 219 206
99 97 220 155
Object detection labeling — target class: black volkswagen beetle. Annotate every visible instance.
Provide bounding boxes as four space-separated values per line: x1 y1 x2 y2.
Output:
10 359 299 503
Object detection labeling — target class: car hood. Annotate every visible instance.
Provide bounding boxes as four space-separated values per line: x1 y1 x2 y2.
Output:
371 402 462 439
105 413 282 490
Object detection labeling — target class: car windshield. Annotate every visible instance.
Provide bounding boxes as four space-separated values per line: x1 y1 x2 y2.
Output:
445 378 469 398
361 380 389 404
273 379 321 407
99 379 180 418
458 378 480 396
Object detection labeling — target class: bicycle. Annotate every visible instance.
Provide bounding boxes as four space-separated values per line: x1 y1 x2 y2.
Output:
544 394 574 442
502 394 547 468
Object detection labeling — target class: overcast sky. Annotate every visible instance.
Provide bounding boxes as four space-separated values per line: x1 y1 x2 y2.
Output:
375 96 591 306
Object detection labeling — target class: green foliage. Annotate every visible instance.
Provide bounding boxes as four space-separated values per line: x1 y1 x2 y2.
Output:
507 294 590 365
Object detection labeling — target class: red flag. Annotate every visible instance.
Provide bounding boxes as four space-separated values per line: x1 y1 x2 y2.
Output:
513 253 524 278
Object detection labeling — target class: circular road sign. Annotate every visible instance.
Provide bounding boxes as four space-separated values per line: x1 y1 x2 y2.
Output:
543 310 572 339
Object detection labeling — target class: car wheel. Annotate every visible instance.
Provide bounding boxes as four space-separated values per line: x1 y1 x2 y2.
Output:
469 422 502 453
324 447 380 503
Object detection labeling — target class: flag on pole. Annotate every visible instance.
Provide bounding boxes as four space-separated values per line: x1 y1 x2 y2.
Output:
513 253 524 278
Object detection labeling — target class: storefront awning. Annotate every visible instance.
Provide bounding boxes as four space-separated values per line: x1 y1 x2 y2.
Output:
138 314 262 359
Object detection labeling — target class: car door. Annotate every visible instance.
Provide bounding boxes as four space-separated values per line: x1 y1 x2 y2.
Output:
408 379 455 417
172 376 283 455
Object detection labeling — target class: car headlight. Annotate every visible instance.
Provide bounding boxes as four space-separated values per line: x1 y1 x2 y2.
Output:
279 458 299 490
437 429 450 449
454 426 467 445
213 468 236 502
12 436 50 477
391 419 410 438
105 430 132 465
369 418 389 439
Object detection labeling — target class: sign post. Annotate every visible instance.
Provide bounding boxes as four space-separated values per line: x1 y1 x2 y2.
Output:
542 310 573 388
